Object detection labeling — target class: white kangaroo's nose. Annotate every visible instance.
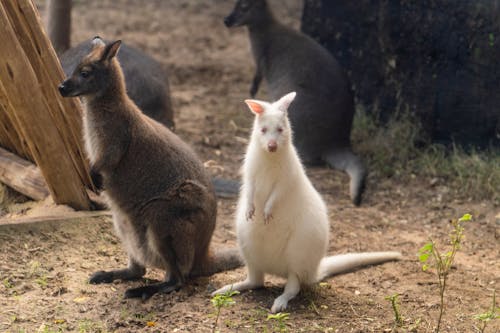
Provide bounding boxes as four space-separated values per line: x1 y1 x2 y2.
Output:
268 140 277 152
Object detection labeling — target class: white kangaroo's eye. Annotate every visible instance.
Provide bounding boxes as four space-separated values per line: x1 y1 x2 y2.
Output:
277 127 283 133
261 127 267 134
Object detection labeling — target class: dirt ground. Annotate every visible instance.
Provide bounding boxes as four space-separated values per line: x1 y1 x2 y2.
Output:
1 0 499 332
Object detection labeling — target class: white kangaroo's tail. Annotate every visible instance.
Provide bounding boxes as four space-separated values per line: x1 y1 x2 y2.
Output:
317 251 402 281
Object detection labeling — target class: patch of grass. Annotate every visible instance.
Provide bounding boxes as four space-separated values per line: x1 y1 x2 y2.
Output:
352 110 500 202
2 277 14 289
302 284 329 316
26 260 51 290
0 183 30 214
78 319 111 333
474 290 500 333
37 323 65 333
352 109 423 178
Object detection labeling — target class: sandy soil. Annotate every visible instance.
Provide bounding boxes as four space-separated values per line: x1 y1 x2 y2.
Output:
0 1 499 332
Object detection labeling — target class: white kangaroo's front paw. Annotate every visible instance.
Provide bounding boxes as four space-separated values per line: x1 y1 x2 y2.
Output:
264 211 273 224
270 296 289 313
246 204 255 221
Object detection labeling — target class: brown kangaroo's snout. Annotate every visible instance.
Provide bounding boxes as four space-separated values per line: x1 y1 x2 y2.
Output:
223 14 235 27
58 79 76 97
224 15 233 28
224 0 264 28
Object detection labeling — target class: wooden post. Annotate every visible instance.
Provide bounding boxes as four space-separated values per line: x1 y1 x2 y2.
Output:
0 0 92 210
0 147 49 201
46 0 72 55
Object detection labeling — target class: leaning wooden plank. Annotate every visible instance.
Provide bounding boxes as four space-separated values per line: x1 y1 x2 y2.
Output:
0 114 19 158
0 147 49 201
0 210 111 227
0 90 33 161
0 2 91 210
2 0 93 190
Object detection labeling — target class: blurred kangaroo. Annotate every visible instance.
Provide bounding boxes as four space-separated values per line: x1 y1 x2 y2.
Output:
59 37 243 300
224 0 367 205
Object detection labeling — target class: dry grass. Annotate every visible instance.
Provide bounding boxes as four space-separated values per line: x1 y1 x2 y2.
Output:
0 184 30 217
352 109 500 203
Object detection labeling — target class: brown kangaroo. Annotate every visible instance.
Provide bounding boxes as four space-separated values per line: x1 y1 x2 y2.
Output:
59 37 242 300
224 0 367 205
60 39 240 198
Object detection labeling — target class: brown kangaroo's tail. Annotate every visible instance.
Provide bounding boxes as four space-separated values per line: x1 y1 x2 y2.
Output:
191 247 244 277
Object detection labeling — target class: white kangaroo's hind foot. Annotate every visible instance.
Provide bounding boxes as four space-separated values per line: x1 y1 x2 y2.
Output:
211 268 264 297
211 278 262 296
270 273 300 313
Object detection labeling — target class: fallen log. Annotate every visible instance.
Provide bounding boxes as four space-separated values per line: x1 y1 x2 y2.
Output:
0 147 49 201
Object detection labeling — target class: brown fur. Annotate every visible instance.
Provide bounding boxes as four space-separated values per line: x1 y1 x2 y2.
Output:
59 38 242 300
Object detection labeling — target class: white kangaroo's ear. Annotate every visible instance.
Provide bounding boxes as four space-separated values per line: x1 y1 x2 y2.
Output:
275 91 296 113
244 99 266 115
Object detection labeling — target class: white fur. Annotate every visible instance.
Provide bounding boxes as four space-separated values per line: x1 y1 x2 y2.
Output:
82 108 100 165
91 36 106 48
212 92 401 313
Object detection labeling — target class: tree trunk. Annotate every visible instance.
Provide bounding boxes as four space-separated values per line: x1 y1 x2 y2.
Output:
46 0 71 54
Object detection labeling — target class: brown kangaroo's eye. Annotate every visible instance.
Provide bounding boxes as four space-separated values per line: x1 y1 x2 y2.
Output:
80 71 90 78
261 127 267 134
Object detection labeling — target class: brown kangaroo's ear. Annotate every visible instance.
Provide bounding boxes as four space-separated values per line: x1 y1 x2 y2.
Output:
101 40 122 62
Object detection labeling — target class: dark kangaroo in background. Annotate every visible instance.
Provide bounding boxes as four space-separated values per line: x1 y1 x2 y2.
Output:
59 37 243 300
224 0 367 205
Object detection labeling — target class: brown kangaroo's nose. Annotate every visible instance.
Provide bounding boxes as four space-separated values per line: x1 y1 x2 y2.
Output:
224 15 234 27
58 83 68 97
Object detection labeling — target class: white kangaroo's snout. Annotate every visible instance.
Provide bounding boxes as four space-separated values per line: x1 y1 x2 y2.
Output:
267 140 278 152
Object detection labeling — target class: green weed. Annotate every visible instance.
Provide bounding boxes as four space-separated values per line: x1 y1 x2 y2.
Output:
474 290 500 333
418 213 471 332
266 312 290 332
385 293 404 327
211 289 239 333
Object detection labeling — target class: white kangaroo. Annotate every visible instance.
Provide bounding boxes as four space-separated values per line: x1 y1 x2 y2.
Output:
212 91 401 313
